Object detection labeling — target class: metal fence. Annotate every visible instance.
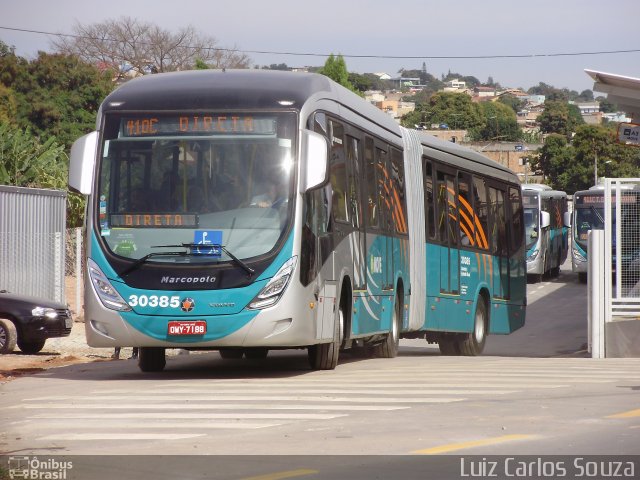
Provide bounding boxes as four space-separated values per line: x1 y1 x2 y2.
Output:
65 227 85 319
0 185 70 304
604 178 640 318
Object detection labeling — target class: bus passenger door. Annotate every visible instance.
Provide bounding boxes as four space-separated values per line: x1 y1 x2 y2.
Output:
436 169 460 294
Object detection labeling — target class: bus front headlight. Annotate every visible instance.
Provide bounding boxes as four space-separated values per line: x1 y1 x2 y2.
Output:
88 259 131 311
249 257 297 310
572 248 586 262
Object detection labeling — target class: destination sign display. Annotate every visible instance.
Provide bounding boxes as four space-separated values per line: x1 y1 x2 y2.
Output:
575 194 637 205
110 213 198 228
120 115 277 137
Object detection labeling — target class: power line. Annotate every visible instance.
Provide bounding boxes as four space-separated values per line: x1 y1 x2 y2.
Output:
2 24 640 60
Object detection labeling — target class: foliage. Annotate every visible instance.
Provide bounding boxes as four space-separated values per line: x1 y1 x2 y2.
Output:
0 122 84 226
401 92 482 130
468 102 523 142
529 125 640 193
319 54 359 94
498 94 525 114
51 16 251 77
537 100 584 139
0 51 114 150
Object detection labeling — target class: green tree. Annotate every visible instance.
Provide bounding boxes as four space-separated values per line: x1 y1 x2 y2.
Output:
498 94 525 114
401 91 482 130
0 51 114 150
537 100 584 139
530 125 640 193
469 102 523 141
319 54 358 94
194 58 209 70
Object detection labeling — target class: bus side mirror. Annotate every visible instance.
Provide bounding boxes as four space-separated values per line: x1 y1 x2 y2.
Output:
540 211 551 229
563 211 571 228
301 129 329 192
69 131 98 195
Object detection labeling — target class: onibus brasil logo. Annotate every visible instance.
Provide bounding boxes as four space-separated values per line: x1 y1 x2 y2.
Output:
7 456 73 479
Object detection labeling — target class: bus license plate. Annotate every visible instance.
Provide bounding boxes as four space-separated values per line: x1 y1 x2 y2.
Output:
168 321 207 336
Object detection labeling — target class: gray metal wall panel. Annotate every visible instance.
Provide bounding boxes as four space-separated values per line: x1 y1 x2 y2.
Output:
0 185 67 303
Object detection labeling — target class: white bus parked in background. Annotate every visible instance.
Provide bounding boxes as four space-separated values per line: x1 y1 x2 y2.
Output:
522 184 570 282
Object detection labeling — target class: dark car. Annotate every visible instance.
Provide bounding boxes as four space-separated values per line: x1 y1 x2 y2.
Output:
0 290 73 354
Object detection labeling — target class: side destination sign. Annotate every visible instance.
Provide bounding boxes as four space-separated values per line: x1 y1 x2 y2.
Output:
617 122 640 147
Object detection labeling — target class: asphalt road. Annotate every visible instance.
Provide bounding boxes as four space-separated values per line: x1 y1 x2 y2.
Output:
1 262 638 480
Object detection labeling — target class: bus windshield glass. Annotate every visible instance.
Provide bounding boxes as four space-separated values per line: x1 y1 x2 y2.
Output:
96 112 297 264
574 206 604 249
523 207 539 250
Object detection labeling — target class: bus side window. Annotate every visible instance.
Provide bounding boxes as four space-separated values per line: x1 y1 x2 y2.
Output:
489 187 508 256
376 147 389 233
329 120 348 223
391 147 407 234
364 137 378 228
346 135 361 229
509 187 524 251
473 176 489 250
457 172 475 247
424 159 435 239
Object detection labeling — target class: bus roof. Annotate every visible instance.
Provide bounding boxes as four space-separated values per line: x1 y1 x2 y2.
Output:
101 69 340 112
99 69 518 184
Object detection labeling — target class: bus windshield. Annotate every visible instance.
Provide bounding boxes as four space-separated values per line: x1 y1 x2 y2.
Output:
97 112 297 264
574 206 604 249
523 207 539 250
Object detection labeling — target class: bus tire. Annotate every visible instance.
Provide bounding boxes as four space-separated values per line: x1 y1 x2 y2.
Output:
459 298 488 356
308 302 343 370
219 348 244 359
244 347 269 360
373 293 401 358
0 319 17 354
438 337 460 355
138 347 166 372
578 272 588 284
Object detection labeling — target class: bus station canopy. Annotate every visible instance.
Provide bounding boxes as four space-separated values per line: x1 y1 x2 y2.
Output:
586 69 640 121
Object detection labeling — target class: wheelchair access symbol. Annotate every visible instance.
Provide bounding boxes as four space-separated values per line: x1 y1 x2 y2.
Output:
193 230 222 256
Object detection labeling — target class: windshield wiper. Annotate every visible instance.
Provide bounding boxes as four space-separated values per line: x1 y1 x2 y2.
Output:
180 243 255 277
120 243 255 278
120 250 191 277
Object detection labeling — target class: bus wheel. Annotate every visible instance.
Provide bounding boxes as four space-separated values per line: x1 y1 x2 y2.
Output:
578 273 588 284
308 303 342 370
138 347 166 372
459 299 488 356
374 294 401 358
245 348 269 360
219 348 244 359
438 337 460 355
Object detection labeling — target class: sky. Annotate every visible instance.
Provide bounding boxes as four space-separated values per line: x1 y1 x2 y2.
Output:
1 0 639 94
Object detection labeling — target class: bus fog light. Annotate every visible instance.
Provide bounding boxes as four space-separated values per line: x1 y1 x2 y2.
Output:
249 257 297 310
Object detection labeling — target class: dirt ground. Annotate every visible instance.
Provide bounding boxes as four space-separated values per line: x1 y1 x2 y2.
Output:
0 320 126 383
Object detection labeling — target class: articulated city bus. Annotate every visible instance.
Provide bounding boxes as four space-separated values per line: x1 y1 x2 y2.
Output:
522 184 569 282
572 184 640 283
69 69 526 372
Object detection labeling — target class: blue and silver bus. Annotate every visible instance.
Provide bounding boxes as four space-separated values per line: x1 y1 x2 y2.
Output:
522 184 569 281
572 185 640 283
69 70 526 372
